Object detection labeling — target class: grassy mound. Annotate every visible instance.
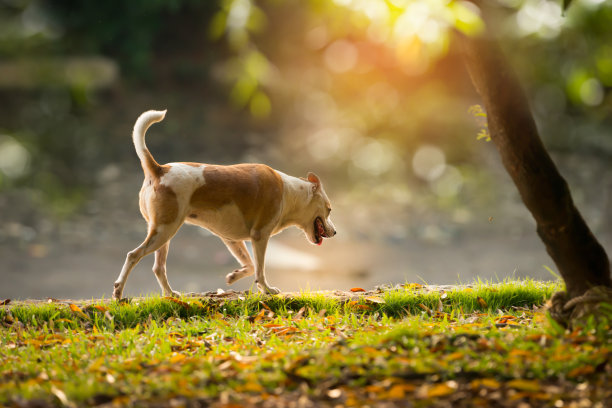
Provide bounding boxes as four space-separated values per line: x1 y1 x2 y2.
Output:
1 279 611 407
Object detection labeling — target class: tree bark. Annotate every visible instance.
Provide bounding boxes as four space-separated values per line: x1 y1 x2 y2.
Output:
457 31 611 299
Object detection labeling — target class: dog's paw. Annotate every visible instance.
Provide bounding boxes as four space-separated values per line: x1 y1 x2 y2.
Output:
226 266 253 285
164 290 181 298
226 271 239 285
257 283 281 295
112 283 123 300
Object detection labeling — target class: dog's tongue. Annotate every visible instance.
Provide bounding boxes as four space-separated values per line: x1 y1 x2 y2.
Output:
316 218 325 246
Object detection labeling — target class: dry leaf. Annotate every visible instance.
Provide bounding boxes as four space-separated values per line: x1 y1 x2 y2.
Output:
470 378 501 390
350 287 366 292
0 299 10 306
68 303 90 320
418 303 432 315
365 296 385 304
190 300 206 308
568 365 595 378
423 381 457 398
506 379 541 392
51 386 74 407
294 306 305 319
169 353 187 364
164 297 190 308
387 384 416 399
477 297 488 308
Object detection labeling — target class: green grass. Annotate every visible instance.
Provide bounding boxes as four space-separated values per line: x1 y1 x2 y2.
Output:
1 279 611 407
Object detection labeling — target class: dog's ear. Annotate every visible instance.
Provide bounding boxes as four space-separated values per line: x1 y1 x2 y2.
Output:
307 172 321 192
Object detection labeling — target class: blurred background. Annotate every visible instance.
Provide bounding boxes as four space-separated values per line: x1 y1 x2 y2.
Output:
1 0 611 299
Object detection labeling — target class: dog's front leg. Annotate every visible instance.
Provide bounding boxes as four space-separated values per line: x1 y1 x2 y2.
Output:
251 233 280 294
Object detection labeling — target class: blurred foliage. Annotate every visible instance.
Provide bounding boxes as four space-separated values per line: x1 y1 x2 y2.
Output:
0 0 611 225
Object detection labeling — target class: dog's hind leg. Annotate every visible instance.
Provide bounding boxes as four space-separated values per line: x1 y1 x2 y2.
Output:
113 222 182 300
153 242 180 297
223 239 255 285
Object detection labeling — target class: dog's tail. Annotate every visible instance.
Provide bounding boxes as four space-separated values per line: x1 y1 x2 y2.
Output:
133 109 167 176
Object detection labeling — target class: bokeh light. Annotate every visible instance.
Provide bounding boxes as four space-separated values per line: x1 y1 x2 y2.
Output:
0 136 30 179
412 144 446 181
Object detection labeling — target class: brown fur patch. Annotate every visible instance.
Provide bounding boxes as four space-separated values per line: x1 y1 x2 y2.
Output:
152 184 179 225
190 164 283 232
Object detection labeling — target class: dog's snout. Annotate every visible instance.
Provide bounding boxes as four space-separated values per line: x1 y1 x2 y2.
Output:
332 229 337 236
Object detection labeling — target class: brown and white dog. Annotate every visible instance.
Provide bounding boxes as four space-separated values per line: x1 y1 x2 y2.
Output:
112 110 336 299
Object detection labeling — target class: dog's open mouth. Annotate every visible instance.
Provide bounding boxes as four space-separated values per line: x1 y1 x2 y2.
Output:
314 217 327 246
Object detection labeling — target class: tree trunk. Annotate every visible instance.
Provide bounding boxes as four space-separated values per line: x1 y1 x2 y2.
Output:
457 31 611 299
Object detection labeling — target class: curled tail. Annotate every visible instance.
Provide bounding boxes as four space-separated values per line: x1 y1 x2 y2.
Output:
133 109 166 176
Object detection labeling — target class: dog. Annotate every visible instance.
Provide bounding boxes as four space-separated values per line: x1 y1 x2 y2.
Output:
112 110 336 299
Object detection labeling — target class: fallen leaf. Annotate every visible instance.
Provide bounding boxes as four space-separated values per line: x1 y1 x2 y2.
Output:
350 287 366 292
470 378 501 390
506 379 541 392
0 299 10 306
190 300 206 308
422 381 458 398
365 296 385 304
164 297 190 308
169 353 187 364
51 386 74 407
92 305 109 312
418 303 432 315
294 307 306 319
477 297 488 308
568 365 595 378
68 303 90 320
387 384 415 399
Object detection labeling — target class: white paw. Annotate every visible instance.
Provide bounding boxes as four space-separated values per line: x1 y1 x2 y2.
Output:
226 266 253 285
257 283 281 295
113 282 123 300
164 290 181 298
226 271 238 285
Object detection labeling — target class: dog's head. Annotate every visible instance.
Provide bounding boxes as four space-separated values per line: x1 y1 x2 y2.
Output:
301 172 336 246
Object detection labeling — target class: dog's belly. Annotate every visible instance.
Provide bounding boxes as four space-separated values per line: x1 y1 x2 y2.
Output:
185 203 251 240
